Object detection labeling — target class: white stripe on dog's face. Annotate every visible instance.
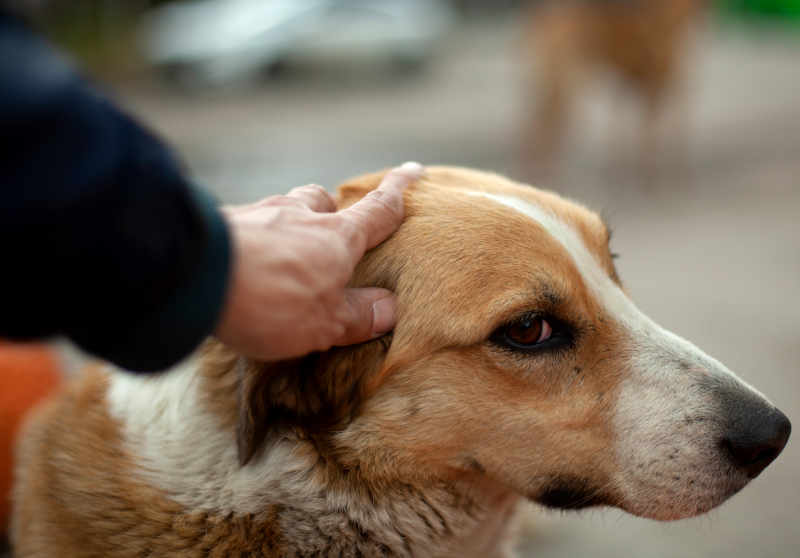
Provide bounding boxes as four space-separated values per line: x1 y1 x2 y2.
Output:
470 191 776 519
470 193 745 365
471 192 649 329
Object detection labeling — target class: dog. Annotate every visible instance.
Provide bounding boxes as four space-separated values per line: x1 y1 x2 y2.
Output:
520 0 705 181
12 167 790 557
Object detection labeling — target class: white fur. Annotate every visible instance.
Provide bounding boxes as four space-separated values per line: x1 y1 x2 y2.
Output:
107 359 323 515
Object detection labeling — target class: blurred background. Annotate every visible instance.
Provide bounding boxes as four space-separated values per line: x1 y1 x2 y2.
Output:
1 1 799 557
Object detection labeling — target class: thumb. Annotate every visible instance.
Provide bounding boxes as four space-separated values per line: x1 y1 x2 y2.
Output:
334 288 398 347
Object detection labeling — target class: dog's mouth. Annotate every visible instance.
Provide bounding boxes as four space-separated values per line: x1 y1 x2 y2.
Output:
529 467 749 519
532 475 616 511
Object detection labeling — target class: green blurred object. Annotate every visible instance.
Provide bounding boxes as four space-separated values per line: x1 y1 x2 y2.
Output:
28 0 147 79
723 0 800 18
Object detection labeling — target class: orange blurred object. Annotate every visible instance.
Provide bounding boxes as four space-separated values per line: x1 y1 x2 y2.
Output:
0 341 62 535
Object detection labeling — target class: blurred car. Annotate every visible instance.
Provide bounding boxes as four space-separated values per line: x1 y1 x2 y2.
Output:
140 0 454 85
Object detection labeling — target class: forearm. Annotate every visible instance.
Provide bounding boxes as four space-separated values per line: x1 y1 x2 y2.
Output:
0 13 231 371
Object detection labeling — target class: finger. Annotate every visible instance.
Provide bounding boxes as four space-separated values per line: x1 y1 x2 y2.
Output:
285 184 336 213
333 288 397 346
225 195 306 215
338 162 424 258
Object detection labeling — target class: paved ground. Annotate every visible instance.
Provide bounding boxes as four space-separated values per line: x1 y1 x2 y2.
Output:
105 15 800 558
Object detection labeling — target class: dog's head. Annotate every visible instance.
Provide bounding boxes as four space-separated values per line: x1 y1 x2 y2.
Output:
235 166 789 521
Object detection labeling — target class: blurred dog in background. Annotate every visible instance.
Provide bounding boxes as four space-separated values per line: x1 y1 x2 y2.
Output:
520 0 706 184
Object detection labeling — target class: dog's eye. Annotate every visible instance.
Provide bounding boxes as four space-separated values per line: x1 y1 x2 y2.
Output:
506 317 552 347
491 313 573 353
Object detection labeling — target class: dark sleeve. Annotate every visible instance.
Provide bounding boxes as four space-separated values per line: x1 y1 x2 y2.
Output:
0 14 232 372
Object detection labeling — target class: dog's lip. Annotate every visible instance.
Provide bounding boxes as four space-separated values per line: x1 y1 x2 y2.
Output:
614 458 757 521
530 476 613 511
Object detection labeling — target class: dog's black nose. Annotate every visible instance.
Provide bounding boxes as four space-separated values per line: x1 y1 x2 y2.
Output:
721 405 791 478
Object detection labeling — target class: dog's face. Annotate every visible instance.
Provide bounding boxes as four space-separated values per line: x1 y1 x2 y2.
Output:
325 167 789 521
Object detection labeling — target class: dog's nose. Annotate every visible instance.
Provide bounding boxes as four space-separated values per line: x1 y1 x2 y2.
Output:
721 405 791 478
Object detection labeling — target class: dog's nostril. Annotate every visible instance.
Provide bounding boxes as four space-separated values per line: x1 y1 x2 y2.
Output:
721 439 781 474
721 409 791 479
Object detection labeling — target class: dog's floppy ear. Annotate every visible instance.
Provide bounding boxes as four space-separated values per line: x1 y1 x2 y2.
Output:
236 340 391 466
235 169 407 466
236 357 296 467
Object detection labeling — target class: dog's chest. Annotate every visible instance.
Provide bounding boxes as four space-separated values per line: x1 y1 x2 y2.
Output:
441 495 521 558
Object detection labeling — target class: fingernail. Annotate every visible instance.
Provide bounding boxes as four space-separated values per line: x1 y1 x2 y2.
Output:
396 161 424 176
371 296 397 335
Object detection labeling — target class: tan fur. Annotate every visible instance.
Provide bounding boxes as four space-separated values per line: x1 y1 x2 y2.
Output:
11 166 785 556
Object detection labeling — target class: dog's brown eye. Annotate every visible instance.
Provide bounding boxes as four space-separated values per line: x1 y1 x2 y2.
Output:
506 317 552 346
490 313 573 354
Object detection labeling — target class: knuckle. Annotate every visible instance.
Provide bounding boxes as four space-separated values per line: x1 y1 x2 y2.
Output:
314 323 345 351
288 184 334 209
333 308 353 332
331 322 347 342
262 195 302 209
364 189 399 214
329 258 353 289
344 228 368 257
254 195 278 208
295 184 323 196
306 183 329 195
334 215 362 242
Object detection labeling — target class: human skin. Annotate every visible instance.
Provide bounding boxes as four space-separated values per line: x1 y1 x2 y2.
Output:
215 162 424 361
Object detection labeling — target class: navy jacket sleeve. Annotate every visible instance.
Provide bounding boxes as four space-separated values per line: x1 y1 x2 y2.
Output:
0 13 231 372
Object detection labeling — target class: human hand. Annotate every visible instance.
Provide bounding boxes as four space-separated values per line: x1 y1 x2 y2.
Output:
214 162 423 361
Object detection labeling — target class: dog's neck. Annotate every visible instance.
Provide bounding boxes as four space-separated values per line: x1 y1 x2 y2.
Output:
107 346 519 558
243 434 518 558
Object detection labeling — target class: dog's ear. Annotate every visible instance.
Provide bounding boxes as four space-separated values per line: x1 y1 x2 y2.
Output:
335 169 390 210
236 339 391 466
236 357 291 467
235 169 409 465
